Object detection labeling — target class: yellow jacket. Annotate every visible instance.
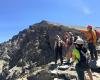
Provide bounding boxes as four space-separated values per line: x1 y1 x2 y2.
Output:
72 48 80 64
85 30 97 45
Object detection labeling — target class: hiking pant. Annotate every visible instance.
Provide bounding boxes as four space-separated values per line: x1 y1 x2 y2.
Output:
63 47 67 58
75 65 85 80
55 48 63 64
88 43 97 60
75 64 93 80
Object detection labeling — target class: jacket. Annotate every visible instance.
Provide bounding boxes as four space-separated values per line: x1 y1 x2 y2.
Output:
85 30 97 45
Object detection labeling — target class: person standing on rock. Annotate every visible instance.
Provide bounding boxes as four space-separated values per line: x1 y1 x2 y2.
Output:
63 32 74 64
72 38 93 80
54 35 64 65
84 25 97 60
63 32 69 58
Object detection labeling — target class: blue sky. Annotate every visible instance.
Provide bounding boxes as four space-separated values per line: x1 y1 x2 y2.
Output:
0 0 100 43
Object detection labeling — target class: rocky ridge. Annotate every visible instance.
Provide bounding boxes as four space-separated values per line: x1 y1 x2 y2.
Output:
0 20 100 80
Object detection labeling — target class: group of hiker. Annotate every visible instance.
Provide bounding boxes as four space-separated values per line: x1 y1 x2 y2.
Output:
54 25 99 80
54 32 74 65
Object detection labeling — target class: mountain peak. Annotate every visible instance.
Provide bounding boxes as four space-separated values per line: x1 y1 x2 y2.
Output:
34 20 62 26
40 20 49 24
39 20 50 25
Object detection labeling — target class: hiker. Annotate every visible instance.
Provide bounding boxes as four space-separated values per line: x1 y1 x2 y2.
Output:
63 32 69 57
54 35 64 65
63 32 74 64
68 32 74 46
74 36 78 43
72 38 93 80
94 29 100 42
85 25 97 60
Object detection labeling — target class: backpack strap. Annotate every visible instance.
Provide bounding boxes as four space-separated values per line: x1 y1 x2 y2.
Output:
76 48 88 64
80 50 87 58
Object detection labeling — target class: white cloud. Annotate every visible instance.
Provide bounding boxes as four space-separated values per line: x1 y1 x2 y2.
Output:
82 7 91 15
67 0 91 15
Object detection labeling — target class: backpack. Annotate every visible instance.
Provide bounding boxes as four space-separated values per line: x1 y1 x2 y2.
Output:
76 47 90 71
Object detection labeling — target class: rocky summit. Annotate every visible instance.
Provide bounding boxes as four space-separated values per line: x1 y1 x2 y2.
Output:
0 20 100 80
0 20 81 68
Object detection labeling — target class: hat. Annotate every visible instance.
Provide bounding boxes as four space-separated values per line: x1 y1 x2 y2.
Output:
56 35 61 40
87 25 92 29
76 38 84 44
69 32 73 36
